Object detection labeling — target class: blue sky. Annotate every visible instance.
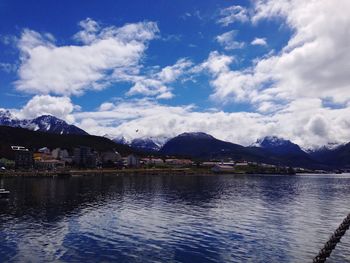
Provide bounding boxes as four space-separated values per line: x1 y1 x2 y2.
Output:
1 0 350 149
0 0 289 111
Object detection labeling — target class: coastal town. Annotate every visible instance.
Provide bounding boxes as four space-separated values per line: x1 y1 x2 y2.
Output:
0 144 306 176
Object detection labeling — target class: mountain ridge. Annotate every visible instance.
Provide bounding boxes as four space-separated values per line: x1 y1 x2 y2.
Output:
0 110 87 135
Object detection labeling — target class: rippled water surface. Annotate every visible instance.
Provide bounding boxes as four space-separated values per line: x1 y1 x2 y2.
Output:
1 174 350 262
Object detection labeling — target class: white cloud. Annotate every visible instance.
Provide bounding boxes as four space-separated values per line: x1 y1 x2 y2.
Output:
199 51 234 75
217 5 249 26
15 95 76 123
15 19 159 96
205 0 350 109
251 37 267 46
5 94 350 149
123 58 193 99
73 18 100 44
70 98 350 149
74 99 267 146
216 30 245 50
200 51 260 103
14 19 191 100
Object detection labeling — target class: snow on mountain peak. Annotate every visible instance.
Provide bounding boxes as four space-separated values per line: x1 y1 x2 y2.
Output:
0 112 87 135
253 136 291 147
177 132 214 139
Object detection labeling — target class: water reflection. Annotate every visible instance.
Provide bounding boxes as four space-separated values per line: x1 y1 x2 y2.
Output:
1 174 350 262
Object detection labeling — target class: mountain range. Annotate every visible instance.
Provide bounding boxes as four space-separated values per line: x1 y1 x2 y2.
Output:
0 110 87 135
1 110 349 169
159 133 317 168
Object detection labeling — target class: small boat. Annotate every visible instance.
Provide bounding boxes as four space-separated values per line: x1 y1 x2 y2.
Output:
0 188 10 198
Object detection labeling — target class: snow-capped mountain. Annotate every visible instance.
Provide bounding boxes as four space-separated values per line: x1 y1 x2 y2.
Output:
308 142 350 167
252 136 304 155
305 142 343 153
177 132 215 140
130 138 161 152
112 135 168 152
0 110 88 135
112 135 128 145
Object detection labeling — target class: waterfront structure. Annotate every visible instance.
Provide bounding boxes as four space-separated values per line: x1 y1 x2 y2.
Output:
35 159 65 170
142 158 164 166
73 146 97 168
127 154 140 167
38 147 51 155
51 148 69 159
211 165 236 173
33 148 53 161
165 158 193 167
11 146 33 169
235 161 249 167
100 150 121 166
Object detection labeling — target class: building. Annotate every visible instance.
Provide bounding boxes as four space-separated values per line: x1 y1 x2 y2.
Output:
51 148 69 159
142 158 164 166
51 148 72 164
211 165 235 173
73 146 97 168
127 154 140 168
165 158 193 167
11 146 33 169
33 148 53 161
38 147 51 155
100 150 121 166
35 159 65 170
235 161 249 167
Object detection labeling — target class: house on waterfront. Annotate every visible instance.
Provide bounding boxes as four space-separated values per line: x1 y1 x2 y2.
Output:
34 147 53 161
165 158 193 167
51 148 72 164
73 146 97 168
142 158 164 167
127 154 140 168
38 147 51 155
35 159 65 170
52 148 69 159
100 150 121 167
11 146 33 169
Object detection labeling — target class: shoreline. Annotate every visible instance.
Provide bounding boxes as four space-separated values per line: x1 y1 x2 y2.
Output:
0 168 213 177
0 167 313 177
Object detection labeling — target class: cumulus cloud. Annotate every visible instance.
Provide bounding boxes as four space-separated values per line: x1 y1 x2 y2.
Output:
217 5 249 26
251 37 267 46
15 95 76 123
15 19 159 96
200 51 259 103
73 18 101 44
74 99 267 145
204 0 350 110
6 94 350 149
124 58 193 99
70 98 350 149
216 30 245 50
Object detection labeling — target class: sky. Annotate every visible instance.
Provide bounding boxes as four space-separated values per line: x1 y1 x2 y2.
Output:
1 0 350 149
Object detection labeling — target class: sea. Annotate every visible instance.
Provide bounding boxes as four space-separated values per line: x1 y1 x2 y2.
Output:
1 173 350 262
